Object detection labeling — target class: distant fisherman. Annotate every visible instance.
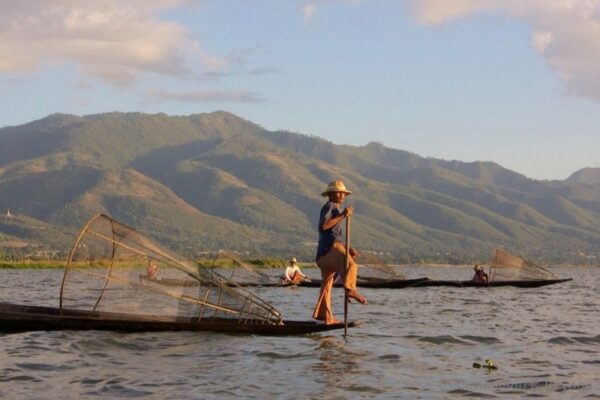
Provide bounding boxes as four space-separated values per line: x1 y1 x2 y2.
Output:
313 180 367 325
284 257 309 284
147 260 159 280
472 264 489 284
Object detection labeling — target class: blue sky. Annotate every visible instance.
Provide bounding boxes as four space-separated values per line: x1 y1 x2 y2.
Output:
1 0 600 180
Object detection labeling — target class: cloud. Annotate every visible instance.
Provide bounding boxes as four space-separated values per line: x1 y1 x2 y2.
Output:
0 0 223 87
406 0 600 101
405 0 493 26
145 89 267 103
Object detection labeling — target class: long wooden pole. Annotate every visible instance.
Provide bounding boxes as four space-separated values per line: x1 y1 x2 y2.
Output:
344 214 351 336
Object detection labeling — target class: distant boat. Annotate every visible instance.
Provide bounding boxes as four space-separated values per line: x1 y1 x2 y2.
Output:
186 276 571 289
176 248 571 290
307 248 573 288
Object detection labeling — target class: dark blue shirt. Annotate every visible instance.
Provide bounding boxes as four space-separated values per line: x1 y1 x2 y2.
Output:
316 201 343 261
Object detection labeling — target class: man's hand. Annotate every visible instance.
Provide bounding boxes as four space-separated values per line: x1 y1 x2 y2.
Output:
349 247 359 259
343 206 354 217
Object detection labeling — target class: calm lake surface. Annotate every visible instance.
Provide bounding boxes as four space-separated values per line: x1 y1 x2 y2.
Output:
0 266 598 399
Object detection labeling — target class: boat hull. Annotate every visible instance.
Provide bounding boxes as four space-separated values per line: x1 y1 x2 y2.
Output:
0 302 353 335
408 278 573 288
141 276 572 289
293 277 431 288
298 278 572 288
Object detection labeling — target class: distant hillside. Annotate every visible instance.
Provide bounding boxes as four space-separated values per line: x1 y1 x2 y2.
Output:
1 111 599 263
567 167 600 186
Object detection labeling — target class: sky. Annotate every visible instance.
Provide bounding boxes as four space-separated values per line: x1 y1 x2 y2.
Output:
1 0 600 180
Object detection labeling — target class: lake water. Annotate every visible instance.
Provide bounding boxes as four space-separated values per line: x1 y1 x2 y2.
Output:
0 266 598 399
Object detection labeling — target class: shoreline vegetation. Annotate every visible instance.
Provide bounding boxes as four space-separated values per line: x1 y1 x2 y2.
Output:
0 260 596 270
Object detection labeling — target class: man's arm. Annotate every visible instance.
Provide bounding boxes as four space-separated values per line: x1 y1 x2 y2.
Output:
321 206 353 231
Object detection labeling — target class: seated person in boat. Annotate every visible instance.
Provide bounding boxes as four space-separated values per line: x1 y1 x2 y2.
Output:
313 180 367 325
147 260 159 280
472 264 489 283
284 257 309 284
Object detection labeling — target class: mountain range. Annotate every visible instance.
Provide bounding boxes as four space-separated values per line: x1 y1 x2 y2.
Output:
1 111 599 263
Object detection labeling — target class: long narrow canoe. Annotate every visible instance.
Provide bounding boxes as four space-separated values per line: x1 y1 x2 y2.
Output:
242 277 572 288
412 278 573 288
291 277 431 288
299 277 573 288
140 276 572 289
0 302 354 335
140 276 432 288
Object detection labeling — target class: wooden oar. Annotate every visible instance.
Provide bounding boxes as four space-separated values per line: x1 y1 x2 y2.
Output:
344 214 351 336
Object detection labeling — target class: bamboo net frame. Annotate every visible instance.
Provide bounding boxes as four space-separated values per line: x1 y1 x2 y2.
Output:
59 214 283 325
489 248 557 282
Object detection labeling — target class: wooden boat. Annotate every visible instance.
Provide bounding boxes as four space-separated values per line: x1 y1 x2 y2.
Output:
273 277 571 288
0 214 352 336
141 275 572 289
396 278 573 288
284 277 431 288
304 249 572 289
0 302 353 335
139 277 427 288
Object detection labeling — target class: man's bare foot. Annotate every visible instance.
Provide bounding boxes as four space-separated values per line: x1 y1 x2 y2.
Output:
345 290 367 305
325 319 343 325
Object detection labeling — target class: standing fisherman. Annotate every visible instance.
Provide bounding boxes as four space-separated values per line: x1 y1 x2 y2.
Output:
313 180 367 325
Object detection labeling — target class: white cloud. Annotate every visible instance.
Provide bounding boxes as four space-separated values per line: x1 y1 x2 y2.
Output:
405 0 492 26
0 0 223 87
406 0 600 101
145 89 267 103
531 31 554 53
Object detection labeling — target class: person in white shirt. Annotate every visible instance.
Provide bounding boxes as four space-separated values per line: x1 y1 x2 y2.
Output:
284 258 308 284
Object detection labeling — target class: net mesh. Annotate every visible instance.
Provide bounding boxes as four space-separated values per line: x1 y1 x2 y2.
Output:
357 252 406 281
59 214 282 325
200 251 284 286
489 248 557 281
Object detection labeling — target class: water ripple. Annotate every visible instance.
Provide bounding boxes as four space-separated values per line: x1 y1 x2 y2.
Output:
0 375 42 382
460 335 503 344
415 335 473 345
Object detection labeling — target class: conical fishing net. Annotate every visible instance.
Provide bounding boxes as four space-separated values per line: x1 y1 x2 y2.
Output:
59 214 282 325
489 248 557 282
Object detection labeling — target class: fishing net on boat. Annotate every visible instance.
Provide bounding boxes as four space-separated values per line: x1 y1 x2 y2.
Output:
59 214 282 325
489 248 557 281
356 252 406 282
199 251 283 286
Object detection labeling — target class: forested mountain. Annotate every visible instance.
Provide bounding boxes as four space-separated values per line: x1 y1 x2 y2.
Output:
1 111 599 263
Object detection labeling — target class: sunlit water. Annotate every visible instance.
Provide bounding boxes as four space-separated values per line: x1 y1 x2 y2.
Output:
1 266 598 399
